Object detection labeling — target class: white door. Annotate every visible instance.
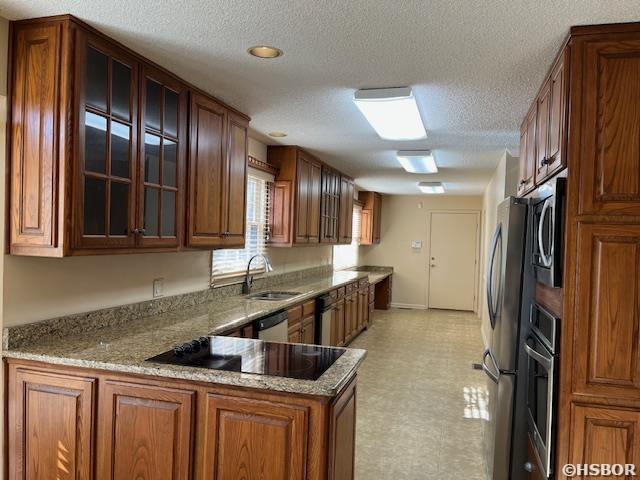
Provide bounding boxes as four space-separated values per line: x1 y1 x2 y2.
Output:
428 212 479 311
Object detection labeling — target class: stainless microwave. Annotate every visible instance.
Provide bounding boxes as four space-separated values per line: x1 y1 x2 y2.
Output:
531 177 566 288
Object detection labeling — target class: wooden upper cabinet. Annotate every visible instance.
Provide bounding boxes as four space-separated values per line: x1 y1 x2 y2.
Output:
267 146 323 246
358 191 382 245
7 16 249 256
517 105 537 196
9 21 67 256
224 111 248 244
320 167 340 244
535 58 566 185
97 380 195 480
74 32 140 251
186 93 247 248
137 65 187 249
7 365 96 480
576 34 640 215
186 92 226 246
339 176 354 244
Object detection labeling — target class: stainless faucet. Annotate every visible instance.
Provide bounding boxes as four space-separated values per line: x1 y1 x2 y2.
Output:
242 254 274 294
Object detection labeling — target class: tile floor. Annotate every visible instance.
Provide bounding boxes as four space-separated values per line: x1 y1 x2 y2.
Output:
350 308 489 480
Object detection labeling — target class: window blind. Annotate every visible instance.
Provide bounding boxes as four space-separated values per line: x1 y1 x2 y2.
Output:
332 204 362 271
211 170 273 284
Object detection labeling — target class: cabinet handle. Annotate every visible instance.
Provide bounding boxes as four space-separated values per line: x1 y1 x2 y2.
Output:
134 228 146 236
541 156 548 166
519 180 526 185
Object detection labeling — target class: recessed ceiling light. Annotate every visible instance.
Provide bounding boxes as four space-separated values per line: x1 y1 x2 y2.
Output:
397 150 437 173
353 87 426 141
268 131 287 138
418 181 445 194
247 45 283 59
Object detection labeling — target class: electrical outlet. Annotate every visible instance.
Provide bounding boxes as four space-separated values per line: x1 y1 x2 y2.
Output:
153 278 164 298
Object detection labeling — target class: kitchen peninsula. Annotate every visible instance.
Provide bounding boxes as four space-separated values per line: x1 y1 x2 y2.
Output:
3 268 392 479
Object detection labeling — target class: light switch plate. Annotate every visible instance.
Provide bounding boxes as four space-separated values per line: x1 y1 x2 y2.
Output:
411 240 422 249
153 278 164 298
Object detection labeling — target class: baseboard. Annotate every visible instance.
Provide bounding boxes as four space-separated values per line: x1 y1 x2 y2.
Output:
390 303 428 310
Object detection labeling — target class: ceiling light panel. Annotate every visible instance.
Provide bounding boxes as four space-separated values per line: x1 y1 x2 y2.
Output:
397 150 437 173
353 87 426 141
418 181 445 194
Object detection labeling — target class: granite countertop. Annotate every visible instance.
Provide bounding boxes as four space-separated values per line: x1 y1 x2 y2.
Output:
2 269 391 397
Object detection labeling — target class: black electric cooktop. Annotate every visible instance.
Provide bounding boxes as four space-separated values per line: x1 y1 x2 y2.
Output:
147 336 345 381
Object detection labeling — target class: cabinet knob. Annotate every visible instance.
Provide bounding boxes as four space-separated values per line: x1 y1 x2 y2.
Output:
524 462 535 473
134 228 146 236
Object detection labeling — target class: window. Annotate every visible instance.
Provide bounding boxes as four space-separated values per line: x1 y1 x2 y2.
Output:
332 204 362 270
211 169 272 284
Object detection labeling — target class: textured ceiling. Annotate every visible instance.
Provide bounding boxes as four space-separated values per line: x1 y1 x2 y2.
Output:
1 0 639 194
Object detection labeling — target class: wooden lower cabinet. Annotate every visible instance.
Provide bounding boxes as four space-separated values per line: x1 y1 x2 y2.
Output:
97 380 195 480
5 358 358 480
199 393 308 480
374 276 392 310
7 364 96 480
568 403 640 474
287 301 315 344
332 298 346 346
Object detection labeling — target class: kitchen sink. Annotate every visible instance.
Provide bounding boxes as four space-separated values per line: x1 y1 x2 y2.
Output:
245 291 303 301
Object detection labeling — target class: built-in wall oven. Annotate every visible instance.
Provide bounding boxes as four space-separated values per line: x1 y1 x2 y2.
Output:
531 177 566 288
525 303 559 479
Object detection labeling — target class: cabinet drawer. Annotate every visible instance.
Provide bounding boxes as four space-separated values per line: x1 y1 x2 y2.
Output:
287 305 302 325
302 300 315 316
329 289 338 300
358 278 369 288
345 283 354 294
337 286 346 298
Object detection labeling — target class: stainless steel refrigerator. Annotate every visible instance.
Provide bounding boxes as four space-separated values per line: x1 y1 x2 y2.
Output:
477 197 531 480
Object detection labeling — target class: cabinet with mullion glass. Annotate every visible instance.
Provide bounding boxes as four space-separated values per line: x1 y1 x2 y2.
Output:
75 33 138 250
138 66 186 249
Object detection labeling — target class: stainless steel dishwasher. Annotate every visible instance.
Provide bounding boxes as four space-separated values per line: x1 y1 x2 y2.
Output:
254 310 289 342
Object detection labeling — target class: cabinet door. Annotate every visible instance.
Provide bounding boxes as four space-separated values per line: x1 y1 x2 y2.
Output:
373 193 382 243
74 32 139 250
573 223 640 401
535 80 551 183
332 300 346 346
138 65 187 249
308 160 322 243
301 315 315 344
186 92 226 247
360 210 373 245
321 169 340 244
545 59 565 177
224 111 248 246
569 404 640 474
339 177 354 244
8 366 95 480
518 106 537 195
577 36 640 215
10 23 64 255
295 155 310 243
199 393 308 480
97 380 195 480
329 379 357 480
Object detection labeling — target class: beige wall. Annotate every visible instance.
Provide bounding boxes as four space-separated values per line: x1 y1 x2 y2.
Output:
478 151 518 345
359 195 482 308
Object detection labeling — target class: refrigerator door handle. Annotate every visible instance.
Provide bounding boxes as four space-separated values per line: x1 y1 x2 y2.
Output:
481 348 500 384
486 224 502 329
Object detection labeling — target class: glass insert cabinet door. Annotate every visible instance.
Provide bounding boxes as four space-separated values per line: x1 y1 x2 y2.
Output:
137 65 185 248
76 35 138 249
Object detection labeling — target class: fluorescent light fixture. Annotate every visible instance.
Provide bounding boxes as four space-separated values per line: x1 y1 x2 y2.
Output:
353 87 426 140
418 181 445 194
397 150 437 173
